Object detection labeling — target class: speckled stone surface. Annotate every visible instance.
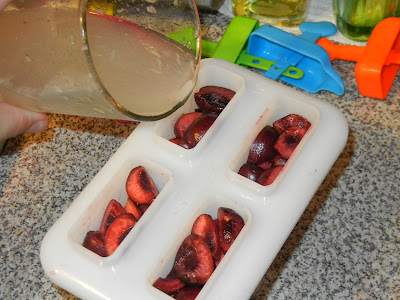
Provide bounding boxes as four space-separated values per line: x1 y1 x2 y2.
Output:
1 12 399 300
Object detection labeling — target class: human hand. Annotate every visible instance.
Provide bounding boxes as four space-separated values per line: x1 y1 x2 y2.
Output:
0 102 48 140
0 0 11 11
0 0 48 140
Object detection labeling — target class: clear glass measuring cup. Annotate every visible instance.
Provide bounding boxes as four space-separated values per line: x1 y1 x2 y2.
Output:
0 0 201 121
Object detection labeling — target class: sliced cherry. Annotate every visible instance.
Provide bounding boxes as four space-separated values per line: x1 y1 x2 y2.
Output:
191 214 221 261
194 86 235 114
175 287 202 300
169 137 192 149
174 112 204 139
99 199 126 237
258 160 272 170
274 127 307 159
173 234 214 285
238 163 264 182
82 231 107 257
184 113 218 148
217 207 245 253
271 154 287 167
214 252 225 268
139 203 151 214
104 213 137 256
247 125 278 165
125 198 142 221
257 165 284 186
153 270 185 295
273 114 311 134
126 166 159 204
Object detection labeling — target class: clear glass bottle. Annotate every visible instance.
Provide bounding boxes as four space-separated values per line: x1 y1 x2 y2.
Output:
334 0 400 41
232 0 308 26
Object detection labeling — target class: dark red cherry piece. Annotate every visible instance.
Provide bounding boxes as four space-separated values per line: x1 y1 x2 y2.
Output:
271 154 287 167
139 203 151 214
273 114 311 134
99 199 126 237
194 86 235 114
124 198 142 221
104 213 137 256
274 127 307 159
238 163 264 182
174 112 204 139
191 214 221 261
217 207 245 253
169 137 192 149
257 165 284 186
173 234 214 285
126 166 159 204
184 113 217 148
153 271 185 295
175 287 202 300
247 125 278 165
82 231 107 257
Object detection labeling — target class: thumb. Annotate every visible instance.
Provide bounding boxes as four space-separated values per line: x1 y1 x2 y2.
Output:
0 102 48 140
0 0 12 11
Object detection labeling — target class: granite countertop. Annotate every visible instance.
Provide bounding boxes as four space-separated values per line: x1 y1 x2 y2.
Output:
1 11 399 300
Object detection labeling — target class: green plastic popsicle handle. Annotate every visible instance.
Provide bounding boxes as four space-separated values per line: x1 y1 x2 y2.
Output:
201 16 304 80
201 40 303 79
237 51 303 79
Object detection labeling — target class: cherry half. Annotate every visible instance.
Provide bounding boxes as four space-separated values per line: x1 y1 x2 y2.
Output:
191 214 222 261
174 112 204 139
153 270 185 295
274 127 307 159
126 166 159 204
173 234 214 285
247 125 278 165
273 114 311 134
175 287 202 300
257 165 284 186
124 198 142 221
184 113 218 148
99 199 126 237
104 213 137 256
194 86 235 114
238 163 264 182
217 207 245 253
82 231 107 257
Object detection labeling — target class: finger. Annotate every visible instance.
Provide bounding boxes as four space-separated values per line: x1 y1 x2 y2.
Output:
0 0 12 11
0 102 48 140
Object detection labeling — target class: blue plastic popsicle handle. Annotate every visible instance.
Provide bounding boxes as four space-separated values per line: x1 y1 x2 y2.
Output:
265 22 337 80
299 22 337 42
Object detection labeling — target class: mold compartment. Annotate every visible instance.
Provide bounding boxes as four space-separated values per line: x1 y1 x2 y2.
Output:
69 159 173 260
229 93 320 190
154 64 246 151
149 196 251 299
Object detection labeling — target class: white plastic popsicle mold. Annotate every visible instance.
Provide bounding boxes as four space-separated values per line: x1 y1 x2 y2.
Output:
40 58 348 300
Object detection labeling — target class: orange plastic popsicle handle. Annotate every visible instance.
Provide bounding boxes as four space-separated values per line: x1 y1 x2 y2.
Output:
317 18 400 99
385 50 400 65
317 38 364 62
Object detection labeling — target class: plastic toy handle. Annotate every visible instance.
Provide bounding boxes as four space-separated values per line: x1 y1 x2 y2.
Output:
385 50 400 65
237 51 304 79
201 40 304 80
317 37 364 62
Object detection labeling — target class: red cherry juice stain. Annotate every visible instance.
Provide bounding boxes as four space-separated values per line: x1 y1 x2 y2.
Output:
256 108 269 126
